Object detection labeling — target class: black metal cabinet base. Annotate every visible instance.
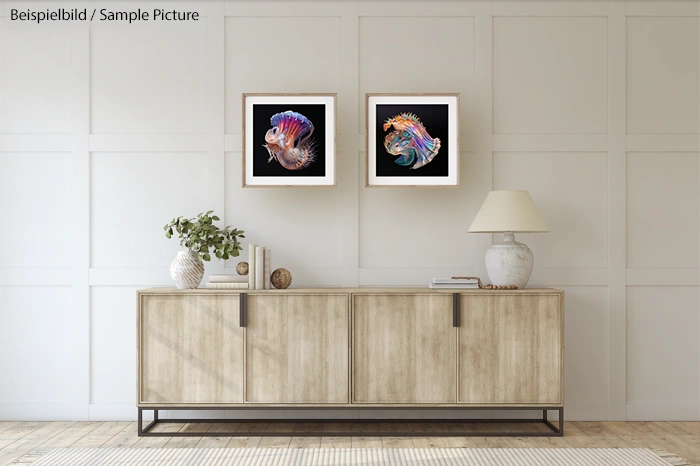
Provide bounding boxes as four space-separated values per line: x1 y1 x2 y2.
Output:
137 407 563 437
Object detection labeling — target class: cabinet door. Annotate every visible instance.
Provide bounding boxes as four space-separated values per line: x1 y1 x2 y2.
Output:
139 294 244 404
245 294 349 403
458 294 563 404
352 294 456 403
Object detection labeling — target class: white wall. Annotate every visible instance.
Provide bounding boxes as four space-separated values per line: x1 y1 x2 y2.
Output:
0 0 698 422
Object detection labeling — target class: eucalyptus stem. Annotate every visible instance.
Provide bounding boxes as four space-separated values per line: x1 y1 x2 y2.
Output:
164 211 245 262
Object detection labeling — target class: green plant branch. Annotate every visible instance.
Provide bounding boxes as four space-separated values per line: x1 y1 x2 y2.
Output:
164 210 245 262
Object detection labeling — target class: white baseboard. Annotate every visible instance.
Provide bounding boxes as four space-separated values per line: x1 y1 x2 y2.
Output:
626 402 700 421
89 403 140 421
1 403 75 421
565 402 609 421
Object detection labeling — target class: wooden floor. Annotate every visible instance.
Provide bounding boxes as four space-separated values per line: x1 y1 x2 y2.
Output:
0 421 697 466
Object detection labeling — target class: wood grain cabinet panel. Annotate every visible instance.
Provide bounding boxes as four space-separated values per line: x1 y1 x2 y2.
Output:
352 294 456 403
458 294 563 404
137 288 563 409
245 294 349 403
138 294 243 404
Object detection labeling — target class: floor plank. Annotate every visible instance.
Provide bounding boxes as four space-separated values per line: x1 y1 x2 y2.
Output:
0 424 21 436
70 422 130 448
0 420 697 466
40 422 103 448
0 423 48 447
207 423 241 435
257 423 293 448
624 422 700 465
411 436 446 448
0 422 75 466
225 436 261 448
226 422 266 448
101 422 140 448
130 423 181 449
196 424 239 448
381 437 414 448
320 436 351 448
351 436 382 448
288 436 323 448
288 423 323 449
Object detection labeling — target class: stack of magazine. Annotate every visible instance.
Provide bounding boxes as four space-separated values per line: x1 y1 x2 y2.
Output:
205 274 248 289
428 277 480 289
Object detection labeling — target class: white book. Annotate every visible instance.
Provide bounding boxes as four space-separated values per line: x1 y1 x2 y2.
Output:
264 249 271 290
206 282 249 289
255 246 265 290
209 274 248 283
248 244 256 290
428 283 480 289
432 278 479 284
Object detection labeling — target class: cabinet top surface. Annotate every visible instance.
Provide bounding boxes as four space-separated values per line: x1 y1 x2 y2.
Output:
137 287 563 295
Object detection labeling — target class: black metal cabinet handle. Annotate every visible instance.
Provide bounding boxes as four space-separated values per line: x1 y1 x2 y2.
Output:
453 293 460 327
239 293 247 327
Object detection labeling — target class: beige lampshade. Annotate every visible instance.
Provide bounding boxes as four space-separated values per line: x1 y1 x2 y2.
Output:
469 190 550 233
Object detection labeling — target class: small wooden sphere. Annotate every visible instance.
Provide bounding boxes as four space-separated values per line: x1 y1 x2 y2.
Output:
236 262 249 275
270 268 292 289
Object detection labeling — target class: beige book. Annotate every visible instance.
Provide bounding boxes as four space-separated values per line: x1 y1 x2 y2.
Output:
264 249 271 289
206 282 249 289
255 246 265 290
248 244 256 290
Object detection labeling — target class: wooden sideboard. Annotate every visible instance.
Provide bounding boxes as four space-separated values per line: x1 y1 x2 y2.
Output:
136 288 564 437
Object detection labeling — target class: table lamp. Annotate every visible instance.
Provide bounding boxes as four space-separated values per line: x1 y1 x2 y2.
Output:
468 190 550 289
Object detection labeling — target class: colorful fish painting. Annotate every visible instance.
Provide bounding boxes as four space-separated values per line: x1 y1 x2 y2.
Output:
383 113 441 169
263 110 316 170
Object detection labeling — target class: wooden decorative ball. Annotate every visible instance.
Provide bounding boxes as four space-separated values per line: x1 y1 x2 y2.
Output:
270 268 292 289
236 262 249 275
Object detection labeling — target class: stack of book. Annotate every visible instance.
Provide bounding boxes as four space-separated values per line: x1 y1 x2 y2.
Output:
205 274 249 289
428 277 480 289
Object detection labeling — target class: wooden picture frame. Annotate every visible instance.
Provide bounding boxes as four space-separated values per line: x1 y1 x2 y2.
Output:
243 93 337 187
365 93 460 187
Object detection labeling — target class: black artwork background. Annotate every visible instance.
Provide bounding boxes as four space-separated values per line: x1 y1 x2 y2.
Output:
374 104 450 177
252 104 327 177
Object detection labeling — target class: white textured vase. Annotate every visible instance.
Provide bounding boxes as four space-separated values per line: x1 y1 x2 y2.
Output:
170 251 204 289
485 232 534 289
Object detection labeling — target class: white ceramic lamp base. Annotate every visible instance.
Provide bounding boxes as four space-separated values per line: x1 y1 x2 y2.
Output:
485 232 534 289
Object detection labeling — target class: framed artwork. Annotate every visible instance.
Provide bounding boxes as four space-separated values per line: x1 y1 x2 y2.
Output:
243 93 336 187
365 93 459 187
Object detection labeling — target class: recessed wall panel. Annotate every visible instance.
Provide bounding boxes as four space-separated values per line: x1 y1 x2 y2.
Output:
0 153 73 267
561 286 609 405
90 152 212 268
493 152 608 268
627 152 700 268
627 286 700 405
0 28 72 133
90 286 139 404
493 17 607 134
0 287 75 405
627 17 700 134
225 17 341 134
359 16 474 134
360 153 474 269
224 152 342 270
90 24 207 134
